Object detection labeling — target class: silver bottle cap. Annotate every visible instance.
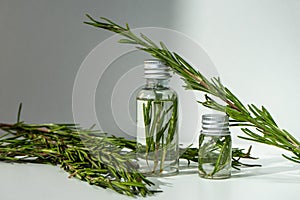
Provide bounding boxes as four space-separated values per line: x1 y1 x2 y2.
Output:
144 59 171 79
201 114 230 135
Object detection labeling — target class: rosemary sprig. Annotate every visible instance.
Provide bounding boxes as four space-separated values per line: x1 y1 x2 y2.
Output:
211 136 232 177
84 15 300 163
0 122 258 166
138 95 178 175
0 121 155 197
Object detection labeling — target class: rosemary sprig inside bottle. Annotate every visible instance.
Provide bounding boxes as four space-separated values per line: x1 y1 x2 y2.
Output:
137 95 178 175
84 15 300 164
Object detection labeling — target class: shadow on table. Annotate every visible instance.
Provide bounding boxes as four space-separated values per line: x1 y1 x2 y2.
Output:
232 156 300 183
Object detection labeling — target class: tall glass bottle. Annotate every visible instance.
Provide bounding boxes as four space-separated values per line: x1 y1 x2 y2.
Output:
198 114 232 179
136 59 179 176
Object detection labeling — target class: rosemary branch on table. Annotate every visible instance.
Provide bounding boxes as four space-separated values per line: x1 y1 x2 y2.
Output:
0 105 259 196
0 119 154 197
84 15 300 163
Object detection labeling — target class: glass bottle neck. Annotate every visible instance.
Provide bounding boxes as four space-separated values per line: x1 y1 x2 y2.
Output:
145 78 170 89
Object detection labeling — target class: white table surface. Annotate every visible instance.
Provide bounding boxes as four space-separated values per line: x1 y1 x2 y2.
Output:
1 148 299 200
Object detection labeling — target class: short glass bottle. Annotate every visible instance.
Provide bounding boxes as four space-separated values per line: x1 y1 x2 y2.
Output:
198 114 232 179
136 59 179 176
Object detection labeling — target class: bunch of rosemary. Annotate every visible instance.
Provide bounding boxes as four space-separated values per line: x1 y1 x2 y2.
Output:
0 105 258 197
84 15 300 164
0 106 154 197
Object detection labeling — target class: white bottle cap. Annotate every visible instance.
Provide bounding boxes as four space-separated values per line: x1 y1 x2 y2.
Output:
144 59 171 79
201 114 230 136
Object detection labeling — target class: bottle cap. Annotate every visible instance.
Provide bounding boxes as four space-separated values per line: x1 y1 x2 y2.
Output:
201 114 230 135
144 59 171 79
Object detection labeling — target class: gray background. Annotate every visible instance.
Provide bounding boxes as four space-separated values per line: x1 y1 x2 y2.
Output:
1 0 299 143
